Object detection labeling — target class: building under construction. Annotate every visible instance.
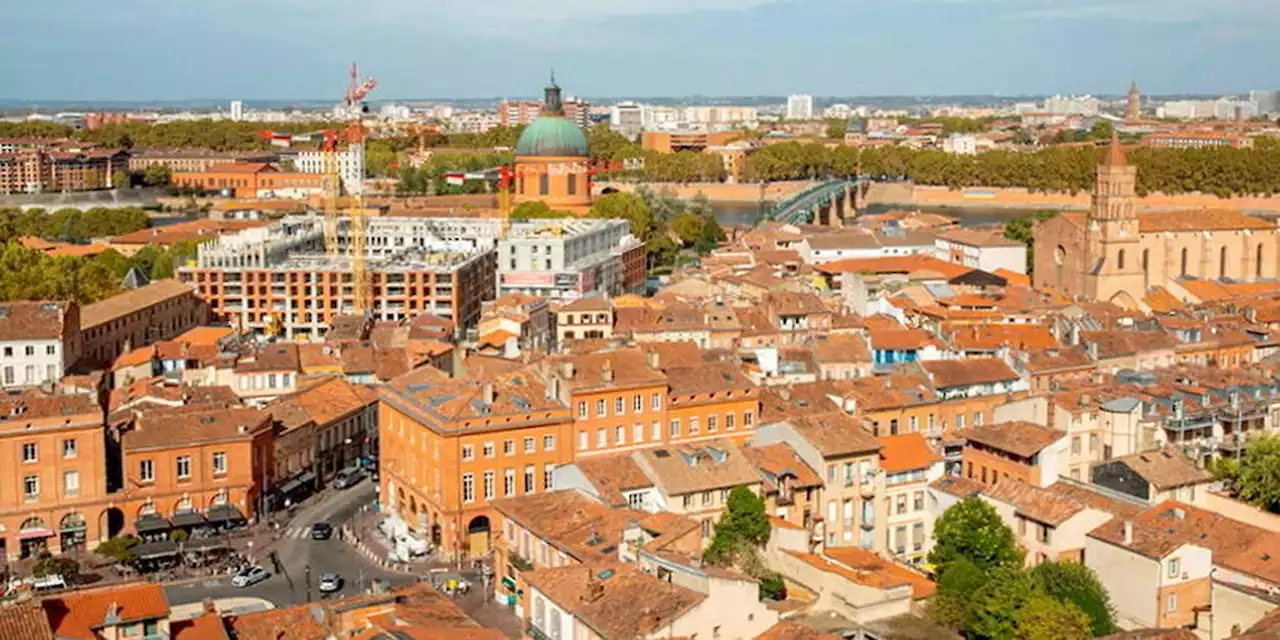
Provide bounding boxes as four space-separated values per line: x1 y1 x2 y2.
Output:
177 215 642 339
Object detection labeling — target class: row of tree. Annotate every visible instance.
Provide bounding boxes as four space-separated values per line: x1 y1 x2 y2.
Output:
1211 434 1280 514
0 206 153 243
929 498 1118 639
0 239 198 305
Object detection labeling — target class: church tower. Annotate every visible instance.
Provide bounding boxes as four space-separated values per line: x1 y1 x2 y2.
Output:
1125 80 1141 121
1085 131 1144 307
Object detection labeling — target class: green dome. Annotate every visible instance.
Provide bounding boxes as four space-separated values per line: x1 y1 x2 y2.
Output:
515 116 589 158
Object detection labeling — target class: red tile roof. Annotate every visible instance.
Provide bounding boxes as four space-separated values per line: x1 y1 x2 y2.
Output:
878 433 941 473
42 584 169 640
963 421 1065 458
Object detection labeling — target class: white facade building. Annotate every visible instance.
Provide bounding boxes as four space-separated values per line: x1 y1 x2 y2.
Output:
786 94 815 121
229 100 244 122
291 144 366 195
1045 94 1101 116
498 219 642 301
0 301 81 390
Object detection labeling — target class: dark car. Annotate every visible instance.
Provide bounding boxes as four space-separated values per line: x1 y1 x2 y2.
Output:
311 522 333 540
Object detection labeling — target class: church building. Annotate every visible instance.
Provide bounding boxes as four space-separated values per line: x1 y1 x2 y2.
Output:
511 75 593 214
1033 133 1280 308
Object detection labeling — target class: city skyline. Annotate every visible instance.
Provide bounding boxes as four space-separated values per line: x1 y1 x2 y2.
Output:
3 0 1277 101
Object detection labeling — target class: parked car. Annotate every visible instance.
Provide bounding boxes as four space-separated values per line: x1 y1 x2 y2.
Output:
311 522 333 540
319 573 343 593
333 468 364 490
232 566 269 588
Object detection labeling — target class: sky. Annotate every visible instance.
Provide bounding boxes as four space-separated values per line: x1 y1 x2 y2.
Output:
2 0 1276 101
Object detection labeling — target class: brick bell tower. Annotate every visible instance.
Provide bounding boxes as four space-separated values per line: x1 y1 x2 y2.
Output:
1084 131 1144 307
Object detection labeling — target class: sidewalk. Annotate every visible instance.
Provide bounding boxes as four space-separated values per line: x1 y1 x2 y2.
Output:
340 506 436 574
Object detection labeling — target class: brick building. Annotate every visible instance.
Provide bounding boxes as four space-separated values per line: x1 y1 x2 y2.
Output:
172 162 324 198
0 301 83 391
127 148 278 174
0 149 129 194
80 279 208 366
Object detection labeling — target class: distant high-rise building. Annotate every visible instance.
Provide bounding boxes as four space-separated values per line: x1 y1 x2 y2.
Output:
1251 90 1280 116
563 97 592 128
1125 81 1141 121
611 102 646 140
229 100 244 122
1044 95 1101 116
500 100 542 127
786 94 814 121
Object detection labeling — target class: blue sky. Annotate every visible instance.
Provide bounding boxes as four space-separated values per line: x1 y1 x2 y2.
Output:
2 0 1276 100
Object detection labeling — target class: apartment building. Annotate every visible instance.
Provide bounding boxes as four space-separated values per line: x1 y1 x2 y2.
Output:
0 394 108 560
555 296 614 344
378 366 574 558
632 442 763 542
498 219 644 301
878 433 943 564
128 148 277 173
120 406 272 540
479 293 552 355
0 301 82 390
179 216 498 337
961 421 1068 488
753 413 885 552
266 377 377 496
663 360 759 448
981 479 1115 565
172 162 325 198
233 343 301 404
1089 448 1213 507
541 350 669 458
80 279 207 366
742 442 822 531
0 149 128 194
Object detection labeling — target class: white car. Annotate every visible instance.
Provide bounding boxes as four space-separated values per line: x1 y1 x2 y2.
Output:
319 573 343 593
231 566 269 588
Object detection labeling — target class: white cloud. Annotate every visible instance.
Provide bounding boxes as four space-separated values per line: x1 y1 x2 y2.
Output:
999 0 1280 22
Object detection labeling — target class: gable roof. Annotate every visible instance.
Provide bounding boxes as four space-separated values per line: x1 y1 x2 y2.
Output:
0 604 53 640
43 584 169 640
634 441 761 495
963 421 1065 458
983 478 1089 526
921 358 1019 388
571 454 654 507
0 301 70 341
1109 448 1212 490
878 433 941 474
522 564 706 640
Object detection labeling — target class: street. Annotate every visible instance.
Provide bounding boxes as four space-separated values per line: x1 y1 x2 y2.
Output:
165 481 414 607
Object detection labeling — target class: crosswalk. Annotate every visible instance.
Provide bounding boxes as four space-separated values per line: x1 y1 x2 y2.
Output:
282 526 314 540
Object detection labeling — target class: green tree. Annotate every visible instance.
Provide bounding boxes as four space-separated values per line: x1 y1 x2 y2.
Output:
758 572 786 601
586 124 634 162
1003 210 1057 274
511 201 575 220
33 555 80 580
95 535 140 564
932 558 989 631
1213 434 1280 513
824 118 849 140
589 191 654 242
967 566 1038 640
111 171 131 190
929 497 1024 578
671 212 705 245
703 486 770 565
1031 560 1118 636
1018 594 1092 640
693 216 725 255
141 164 173 187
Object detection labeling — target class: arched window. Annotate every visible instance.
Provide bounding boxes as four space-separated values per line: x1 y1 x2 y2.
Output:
1257 244 1264 279
1117 249 1126 270
1221 246 1228 280
1180 248 1189 277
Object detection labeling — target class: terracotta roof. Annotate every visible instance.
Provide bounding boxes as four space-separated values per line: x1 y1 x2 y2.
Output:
1109 448 1211 490
42 584 169 640
270 377 375 427
1082 330 1179 358
1023 347 1094 373
929 475 986 498
878 433 941 474
869 328 940 351
948 324 1058 352
1139 209 1274 233
815 255 973 279
1089 501 1280 578
225 604 327 640
0 393 100 430
559 295 613 313
764 291 829 316
813 334 871 363
235 343 300 373
937 227 1023 247
663 361 755 399
743 443 823 490
1044 482 1145 518
571 454 655 507
921 358 1019 388
639 341 702 368
0 604 53 640
634 441 761 495
992 268 1031 287
787 412 881 458
80 279 195 330
548 349 666 391
492 491 680 562
983 478 1089 526
522 564 706 640
1144 287 1185 313
756 620 841 640
0 301 71 341
963 421 1064 458
782 550 916 594
126 406 270 450
824 547 937 598
171 614 230 640
383 366 567 429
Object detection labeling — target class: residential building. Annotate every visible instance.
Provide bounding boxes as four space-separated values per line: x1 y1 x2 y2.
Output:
1090 448 1212 507
541 349 668 457
179 216 498 338
500 100 543 126
662 360 760 448
121 406 272 539
0 393 108 560
498 219 644 301
479 293 552 356
878 433 943 564
795 231 936 265
786 95 815 121
266 377 377 498
41 584 171 640
127 148 277 174
742 442 823 531
289 144 365 195
1142 133 1254 150
378 366 574 558
79 279 207 366
961 421 1068 488
233 343 301 404
0 301 82 390
753 413 885 552
554 296 614 344
934 228 1028 275
610 102 646 140
980 479 1114 565
632 442 762 543
0 149 129 194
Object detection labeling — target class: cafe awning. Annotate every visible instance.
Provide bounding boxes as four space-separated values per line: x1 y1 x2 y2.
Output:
183 538 227 552
172 511 206 528
132 540 179 560
135 514 171 534
208 505 246 524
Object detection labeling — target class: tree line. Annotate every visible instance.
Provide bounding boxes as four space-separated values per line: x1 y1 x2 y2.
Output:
0 207 153 243
0 239 198 305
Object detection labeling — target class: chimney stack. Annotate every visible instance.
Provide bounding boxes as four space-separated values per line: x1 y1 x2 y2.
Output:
646 350 660 370
483 382 495 405
602 361 614 383
1123 520 1133 545
560 361 575 380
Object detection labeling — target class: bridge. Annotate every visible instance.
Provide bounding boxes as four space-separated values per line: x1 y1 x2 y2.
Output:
768 179 863 227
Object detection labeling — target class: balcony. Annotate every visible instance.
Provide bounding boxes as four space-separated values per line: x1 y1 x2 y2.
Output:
859 482 876 499
526 622 554 640
776 493 796 507
1219 433 1251 453
1163 414 1215 432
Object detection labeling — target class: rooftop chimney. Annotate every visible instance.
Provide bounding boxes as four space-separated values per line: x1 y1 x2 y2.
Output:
602 360 614 383
1123 520 1133 545
483 382 495 405
560 361 575 380
646 351 660 370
